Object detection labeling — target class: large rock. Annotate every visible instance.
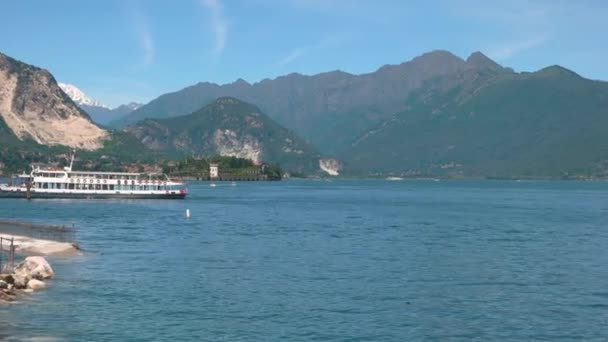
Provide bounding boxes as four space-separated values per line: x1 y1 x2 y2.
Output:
14 256 54 280
12 274 27 289
0 274 14 284
26 279 46 291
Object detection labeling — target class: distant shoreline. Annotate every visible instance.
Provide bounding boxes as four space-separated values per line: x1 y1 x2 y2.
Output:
284 175 608 182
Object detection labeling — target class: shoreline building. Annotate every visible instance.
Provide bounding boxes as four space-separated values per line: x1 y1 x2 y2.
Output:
209 163 219 180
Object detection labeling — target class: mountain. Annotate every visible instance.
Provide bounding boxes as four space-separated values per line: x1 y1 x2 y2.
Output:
0 52 159 175
116 50 608 178
113 102 143 114
80 102 143 126
0 52 107 150
124 97 320 172
58 83 142 125
342 65 608 178
111 50 471 152
58 83 108 108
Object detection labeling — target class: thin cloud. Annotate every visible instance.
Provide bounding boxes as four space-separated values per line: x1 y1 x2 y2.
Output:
201 0 228 56
487 36 547 61
139 29 154 67
277 48 306 66
443 1 556 61
286 0 364 16
276 33 346 67
130 6 155 68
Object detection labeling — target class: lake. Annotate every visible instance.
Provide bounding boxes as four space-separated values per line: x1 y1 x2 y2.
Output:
1 180 607 341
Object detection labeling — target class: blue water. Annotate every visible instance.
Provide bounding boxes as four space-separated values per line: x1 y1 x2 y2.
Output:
0 180 607 341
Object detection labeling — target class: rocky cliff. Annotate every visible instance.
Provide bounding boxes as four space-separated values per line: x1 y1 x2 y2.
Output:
0 52 107 150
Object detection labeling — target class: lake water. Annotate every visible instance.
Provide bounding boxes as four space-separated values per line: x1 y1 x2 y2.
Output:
0 180 607 341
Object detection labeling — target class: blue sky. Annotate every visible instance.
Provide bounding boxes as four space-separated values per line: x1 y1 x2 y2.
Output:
1 0 607 107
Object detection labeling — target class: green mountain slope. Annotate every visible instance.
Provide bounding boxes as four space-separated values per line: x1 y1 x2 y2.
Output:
0 114 158 174
124 97 321 172
343 66 608 178
111 50 474 153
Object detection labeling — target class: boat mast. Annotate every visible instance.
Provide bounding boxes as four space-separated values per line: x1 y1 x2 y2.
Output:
68 149 75 172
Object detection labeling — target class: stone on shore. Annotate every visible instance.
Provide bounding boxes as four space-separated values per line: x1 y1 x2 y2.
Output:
13 274 28 289
0 256 58 303
14 256 55 280
1 274 15 284
27 279 46 291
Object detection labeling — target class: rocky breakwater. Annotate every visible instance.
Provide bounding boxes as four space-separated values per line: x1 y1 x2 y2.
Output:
0 256 54 303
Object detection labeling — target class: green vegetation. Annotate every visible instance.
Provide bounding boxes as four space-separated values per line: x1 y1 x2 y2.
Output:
5 48 608 179
343 66 608 178
126 97 319 173
0 118 163 175
162 155 282 180
0 116 67 174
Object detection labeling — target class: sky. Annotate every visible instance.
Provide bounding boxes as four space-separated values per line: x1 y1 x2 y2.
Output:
1 0 607 108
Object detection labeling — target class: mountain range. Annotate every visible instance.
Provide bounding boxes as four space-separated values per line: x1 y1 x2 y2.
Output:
112 50 608 178
112 50 510 153
2 49 608 178
58 83 142 125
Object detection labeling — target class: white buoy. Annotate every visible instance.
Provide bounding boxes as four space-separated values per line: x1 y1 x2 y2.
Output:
186 209 191 219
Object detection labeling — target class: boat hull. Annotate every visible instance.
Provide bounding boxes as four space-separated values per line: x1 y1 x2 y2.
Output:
0 190 186 200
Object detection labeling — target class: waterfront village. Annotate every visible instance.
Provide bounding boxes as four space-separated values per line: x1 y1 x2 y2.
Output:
0 154 283 182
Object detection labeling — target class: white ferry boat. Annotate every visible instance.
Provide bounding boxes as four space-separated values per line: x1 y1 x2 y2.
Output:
0 154 186 199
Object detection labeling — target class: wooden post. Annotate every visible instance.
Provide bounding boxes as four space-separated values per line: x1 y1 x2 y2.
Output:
8 239 14 273
26 178 32 200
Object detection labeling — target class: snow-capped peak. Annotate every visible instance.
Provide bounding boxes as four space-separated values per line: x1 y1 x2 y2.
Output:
122 102 143 110
58 83 109 109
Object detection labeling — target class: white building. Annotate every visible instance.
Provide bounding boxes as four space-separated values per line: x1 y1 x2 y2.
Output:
209 163 219 179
